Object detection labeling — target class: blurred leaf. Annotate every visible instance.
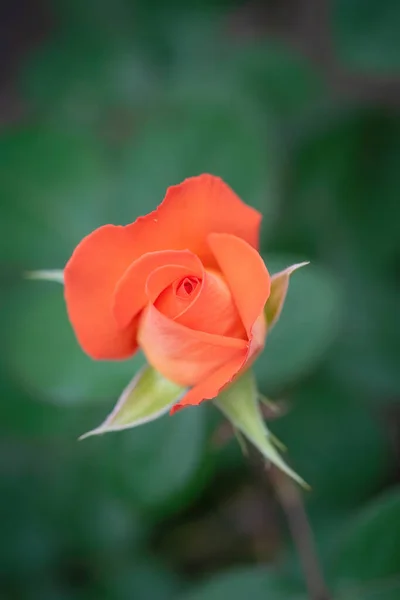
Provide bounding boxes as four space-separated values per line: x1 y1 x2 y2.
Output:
53 0 136 34
286 110 400 268
61 491 146 561
331 487 400 585
332 277 400 399
107 404 207 512
265 262 309 330
166 15 323 118
5 283 144 405
80 365 185 438
0 369 104 438
215 370 306 486
271 376 391 512
0 488 60 577
226 42 324 118
14 579 90 600
117 105 278 238
337 581 400 600
285 110 400 396
255 256 341 391
333 0 400 73
179 567 305 600
102 559 182 600
20 33 156 129
0 126 112 267
0 436 147 588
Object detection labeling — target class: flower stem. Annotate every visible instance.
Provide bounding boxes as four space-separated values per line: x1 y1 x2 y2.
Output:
269 466 331 600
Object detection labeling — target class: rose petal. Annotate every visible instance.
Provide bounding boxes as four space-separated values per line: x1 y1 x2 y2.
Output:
113 250 202 328
149 266 202 320
64 225 141 359
170 312 266 413
121 174 261 268
170 353 246 413
208 233 271 336
138 304 247 387
244 312 266 365
65 175 261 359
175 270 246 338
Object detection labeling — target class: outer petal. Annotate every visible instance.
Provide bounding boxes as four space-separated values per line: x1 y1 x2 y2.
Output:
137 304 247 387
171 313 266 413
113 250 203 328
64 225 142 359
65 175 261 359
170 236 270 410
208 233 271 336
170 353 246 413
122 174 261 268
245 312 267 365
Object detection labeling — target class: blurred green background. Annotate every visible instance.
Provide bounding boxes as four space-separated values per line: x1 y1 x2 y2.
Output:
1 1 400 599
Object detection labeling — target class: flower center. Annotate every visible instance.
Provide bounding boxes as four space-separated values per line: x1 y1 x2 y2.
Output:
175 276 200 299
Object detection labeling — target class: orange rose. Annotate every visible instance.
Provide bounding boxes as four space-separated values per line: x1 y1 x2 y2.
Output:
64 174 271 411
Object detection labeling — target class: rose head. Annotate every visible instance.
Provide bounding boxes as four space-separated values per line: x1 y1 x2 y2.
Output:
31 173 306 483
64 174 271 412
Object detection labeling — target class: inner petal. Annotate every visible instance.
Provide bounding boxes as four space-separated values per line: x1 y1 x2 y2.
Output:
151 267 246 341
175 276 200 298
155 276 201 320
175 269 246 339
113 249 203 329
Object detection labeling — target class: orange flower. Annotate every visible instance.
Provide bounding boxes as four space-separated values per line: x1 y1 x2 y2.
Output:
64 174 270 411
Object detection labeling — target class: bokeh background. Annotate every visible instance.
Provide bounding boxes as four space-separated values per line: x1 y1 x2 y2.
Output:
1 1 400 599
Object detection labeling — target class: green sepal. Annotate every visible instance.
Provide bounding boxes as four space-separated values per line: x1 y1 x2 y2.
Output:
80 365 185 440
25 269 64 284
214 370 308 488
265 262 309 329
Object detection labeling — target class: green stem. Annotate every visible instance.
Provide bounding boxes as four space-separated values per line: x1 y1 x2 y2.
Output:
269 467 331 600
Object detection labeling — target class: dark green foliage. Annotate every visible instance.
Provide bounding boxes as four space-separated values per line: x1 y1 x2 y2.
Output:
1 0 399 598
